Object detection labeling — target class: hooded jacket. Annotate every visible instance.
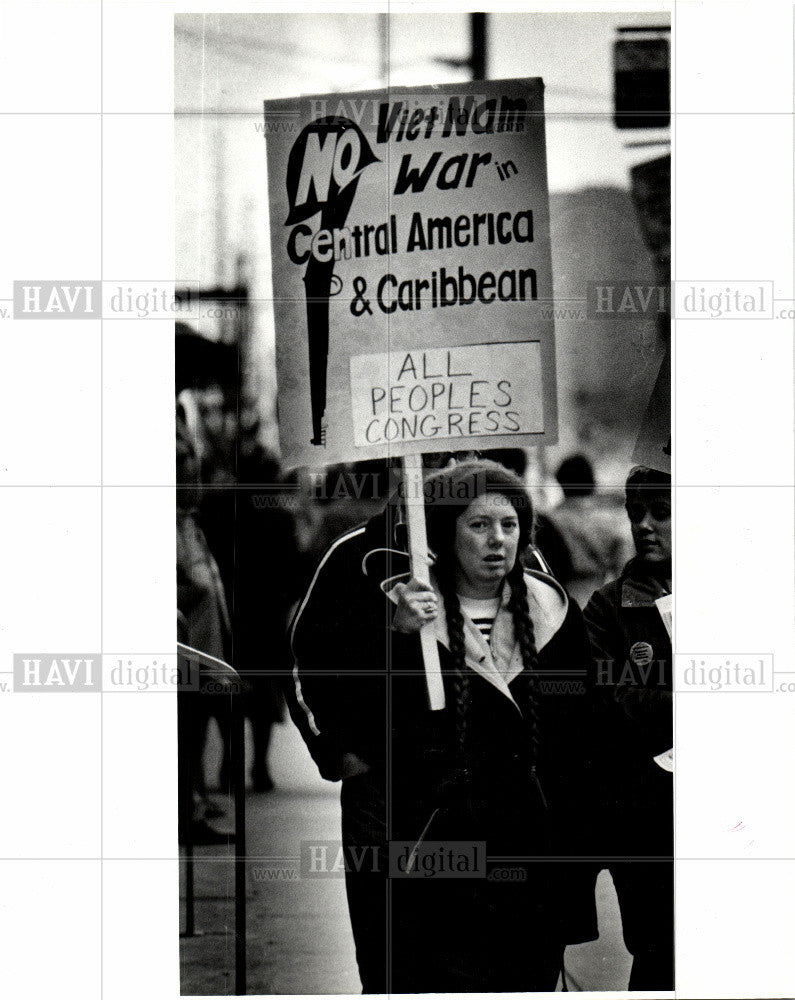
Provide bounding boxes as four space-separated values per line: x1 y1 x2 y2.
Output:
286 502 602 964
287 503 597 835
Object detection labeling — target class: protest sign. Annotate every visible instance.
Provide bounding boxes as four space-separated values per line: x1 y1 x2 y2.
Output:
263 78 557 467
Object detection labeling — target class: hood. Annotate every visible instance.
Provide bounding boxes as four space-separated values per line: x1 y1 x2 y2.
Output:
381 569 568 708
620 558 671 608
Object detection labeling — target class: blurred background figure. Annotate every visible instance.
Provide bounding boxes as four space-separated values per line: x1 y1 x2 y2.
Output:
302 459 393 565
223 422 301 793
177 324 303 797
176 323 239 799
176 401 234 842
538 453 629 607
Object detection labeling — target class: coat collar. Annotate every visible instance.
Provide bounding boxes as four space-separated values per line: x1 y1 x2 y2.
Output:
620 559 671 607
382 570 568 707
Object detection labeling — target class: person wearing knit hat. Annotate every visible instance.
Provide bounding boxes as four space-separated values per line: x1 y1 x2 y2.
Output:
288 459 599 992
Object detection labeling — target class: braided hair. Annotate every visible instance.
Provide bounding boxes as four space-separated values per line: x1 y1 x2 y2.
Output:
506 558 542 777
432 555 471 764
424 460 542 779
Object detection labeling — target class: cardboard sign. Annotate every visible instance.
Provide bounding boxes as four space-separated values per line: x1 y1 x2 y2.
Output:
263 78 557 467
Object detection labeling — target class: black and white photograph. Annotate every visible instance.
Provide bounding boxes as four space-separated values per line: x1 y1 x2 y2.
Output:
1 2 795 999
174 9 664 995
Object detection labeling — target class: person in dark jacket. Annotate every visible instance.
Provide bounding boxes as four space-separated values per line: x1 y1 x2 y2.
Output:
287 460 598 993
176 405 234 842
583 466 673 991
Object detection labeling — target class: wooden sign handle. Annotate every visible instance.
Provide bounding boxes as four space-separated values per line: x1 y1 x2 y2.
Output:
401 453 446 711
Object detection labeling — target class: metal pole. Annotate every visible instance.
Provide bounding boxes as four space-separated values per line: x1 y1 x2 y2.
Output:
470 13 487 80
179 689 197 938
233 687 247 994
184 841 195 937
378 13 389 87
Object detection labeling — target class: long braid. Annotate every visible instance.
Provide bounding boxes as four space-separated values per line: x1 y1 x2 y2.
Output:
436 565 471 766
507 561 542 776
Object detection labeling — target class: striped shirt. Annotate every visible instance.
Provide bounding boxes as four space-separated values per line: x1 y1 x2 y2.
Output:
458 594 501 644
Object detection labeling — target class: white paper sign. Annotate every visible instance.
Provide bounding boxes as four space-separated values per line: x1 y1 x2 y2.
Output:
655 593 673 640
349 341 542 448
654 747 674 772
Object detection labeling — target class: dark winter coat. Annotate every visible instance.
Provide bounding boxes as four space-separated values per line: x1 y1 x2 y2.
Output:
286 504 601 991
583 559 673 858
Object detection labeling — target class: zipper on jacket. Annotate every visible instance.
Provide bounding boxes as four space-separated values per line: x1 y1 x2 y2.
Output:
530 765 548 810
405 808 440 873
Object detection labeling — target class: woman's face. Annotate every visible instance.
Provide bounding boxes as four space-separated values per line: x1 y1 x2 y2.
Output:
454 493 520 598
627 493 672 564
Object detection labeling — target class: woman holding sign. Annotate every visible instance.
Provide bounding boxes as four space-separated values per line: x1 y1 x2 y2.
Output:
288 460 598 992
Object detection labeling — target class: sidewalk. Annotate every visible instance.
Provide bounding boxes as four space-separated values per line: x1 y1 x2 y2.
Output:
179 722 631 994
